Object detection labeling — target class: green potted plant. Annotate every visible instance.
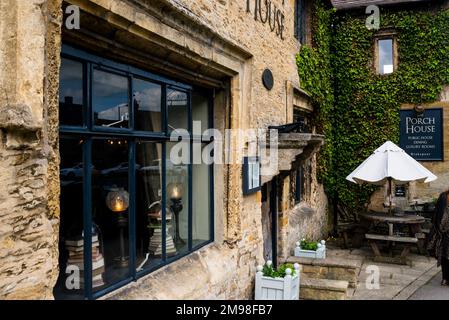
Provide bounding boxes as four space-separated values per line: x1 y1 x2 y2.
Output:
294 238 326 259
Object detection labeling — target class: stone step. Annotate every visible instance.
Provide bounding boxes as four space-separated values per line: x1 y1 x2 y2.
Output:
300 278 349 300
287 256 361 288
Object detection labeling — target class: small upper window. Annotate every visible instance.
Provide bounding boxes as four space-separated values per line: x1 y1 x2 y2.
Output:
378 38 394 75
293 108 311 133
294 0 307 44
294 166 305 204
291 161 310 205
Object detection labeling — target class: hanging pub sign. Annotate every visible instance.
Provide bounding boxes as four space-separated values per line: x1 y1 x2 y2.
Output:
399 108 443 161
243 156 262 195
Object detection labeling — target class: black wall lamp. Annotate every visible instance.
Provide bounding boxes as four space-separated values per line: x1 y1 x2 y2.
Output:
414 104 425 115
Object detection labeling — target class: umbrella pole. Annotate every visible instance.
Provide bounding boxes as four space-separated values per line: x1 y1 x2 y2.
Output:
388 177 392 215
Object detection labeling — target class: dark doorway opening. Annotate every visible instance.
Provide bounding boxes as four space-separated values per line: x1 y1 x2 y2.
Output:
261 177 279 267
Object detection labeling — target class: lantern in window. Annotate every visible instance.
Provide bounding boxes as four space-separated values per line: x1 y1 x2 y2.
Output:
106 187 129 212
167 182 183 201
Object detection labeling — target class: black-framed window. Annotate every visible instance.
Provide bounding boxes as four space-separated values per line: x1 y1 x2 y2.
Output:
292 159 312 205
54 45 214 300
294 166 305 204
294 0 307 44
293 108 311 133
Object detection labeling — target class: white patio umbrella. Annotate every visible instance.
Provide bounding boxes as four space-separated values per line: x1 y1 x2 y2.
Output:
346 141 437 213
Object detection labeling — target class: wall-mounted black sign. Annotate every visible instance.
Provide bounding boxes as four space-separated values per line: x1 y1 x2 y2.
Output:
262 69 274 90
399 108 443 161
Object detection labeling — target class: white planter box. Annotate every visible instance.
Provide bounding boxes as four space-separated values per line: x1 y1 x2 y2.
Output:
294 240 326 259
255 264 300 300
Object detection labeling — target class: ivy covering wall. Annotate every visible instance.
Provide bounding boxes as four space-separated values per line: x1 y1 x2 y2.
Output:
297 1 449 218
296 0 335 193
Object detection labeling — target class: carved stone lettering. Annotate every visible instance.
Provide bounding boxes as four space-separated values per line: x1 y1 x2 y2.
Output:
246 0 285 39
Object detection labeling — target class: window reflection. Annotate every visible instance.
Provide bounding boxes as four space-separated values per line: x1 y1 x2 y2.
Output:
135 142 167 271
59 58 83 126
192 143 212 248
92 139 129 291
167 89 188 133
167 142 189 256
192 90 209 135
54 138 84 300
93 70 129 128
133 79 162 132
379 38 394 75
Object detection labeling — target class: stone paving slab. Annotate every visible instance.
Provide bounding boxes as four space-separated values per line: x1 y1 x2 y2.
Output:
352 285 405 300
325 246 438 300
408 271 449 300
358 272 420 286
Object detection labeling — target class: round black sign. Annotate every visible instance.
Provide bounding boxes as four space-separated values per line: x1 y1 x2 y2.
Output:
262 69 274 90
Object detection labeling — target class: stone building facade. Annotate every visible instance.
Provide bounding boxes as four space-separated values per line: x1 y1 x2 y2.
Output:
0 0 329 300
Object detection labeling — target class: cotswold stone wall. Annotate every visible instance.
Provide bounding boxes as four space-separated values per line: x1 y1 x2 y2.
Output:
278 154 329 261
0 0 62 299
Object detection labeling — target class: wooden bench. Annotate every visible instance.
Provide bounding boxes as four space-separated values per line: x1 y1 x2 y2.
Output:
361 212 427 259
365 233 418 243
365 233 418 265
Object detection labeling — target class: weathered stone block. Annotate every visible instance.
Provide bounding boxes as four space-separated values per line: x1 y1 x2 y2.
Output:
0 104 40 131
300 287 347 300
328 267 358 287
300 278 348 300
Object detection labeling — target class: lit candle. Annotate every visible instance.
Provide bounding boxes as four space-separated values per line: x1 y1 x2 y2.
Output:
114 198 124 212
172 186 179 199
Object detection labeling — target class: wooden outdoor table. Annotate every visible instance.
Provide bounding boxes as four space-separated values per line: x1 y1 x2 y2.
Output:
360 212 426 265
